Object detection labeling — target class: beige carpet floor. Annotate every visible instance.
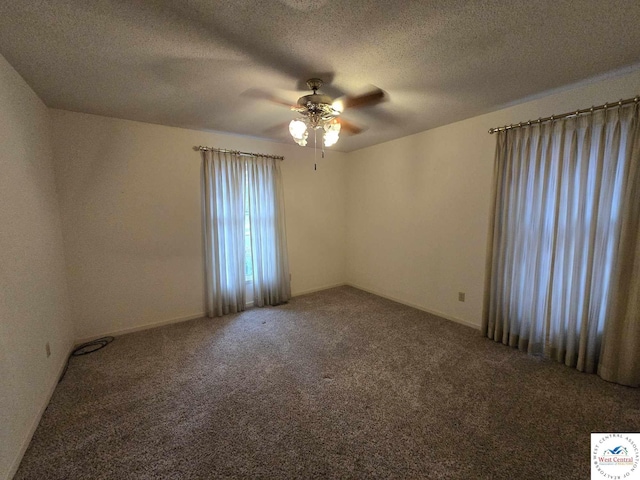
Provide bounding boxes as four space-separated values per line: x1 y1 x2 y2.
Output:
15 286 640 479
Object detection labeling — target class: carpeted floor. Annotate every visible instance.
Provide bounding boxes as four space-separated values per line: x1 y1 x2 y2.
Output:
15 286 640 479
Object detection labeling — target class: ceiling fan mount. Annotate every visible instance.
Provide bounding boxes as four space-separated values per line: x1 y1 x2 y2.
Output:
306 77 323 92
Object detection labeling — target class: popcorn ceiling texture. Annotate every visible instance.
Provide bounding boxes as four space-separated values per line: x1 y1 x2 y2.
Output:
14 287 640 479
0 0 639 152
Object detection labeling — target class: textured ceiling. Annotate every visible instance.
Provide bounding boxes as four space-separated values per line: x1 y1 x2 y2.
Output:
1 0 640 152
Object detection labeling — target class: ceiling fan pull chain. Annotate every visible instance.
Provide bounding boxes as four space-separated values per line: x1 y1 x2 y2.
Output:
314 128 317 171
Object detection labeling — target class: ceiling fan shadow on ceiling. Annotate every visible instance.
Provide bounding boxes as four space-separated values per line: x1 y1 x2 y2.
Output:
245 78 387 148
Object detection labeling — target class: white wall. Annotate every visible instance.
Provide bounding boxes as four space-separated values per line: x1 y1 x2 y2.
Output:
346 69 640 329
50 67 640 342
4 60 638 480
50 110 348 341
0 55 73 480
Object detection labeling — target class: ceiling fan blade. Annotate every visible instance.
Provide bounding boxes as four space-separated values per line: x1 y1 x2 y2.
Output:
338 118 366 135
263 121 291 137
341 87 387 109
242 88 297 108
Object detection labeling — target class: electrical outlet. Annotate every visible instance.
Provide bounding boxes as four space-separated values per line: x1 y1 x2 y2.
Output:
45 342 51 358
458 292 465 302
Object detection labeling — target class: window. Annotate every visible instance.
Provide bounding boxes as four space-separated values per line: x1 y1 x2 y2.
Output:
202 150 291 316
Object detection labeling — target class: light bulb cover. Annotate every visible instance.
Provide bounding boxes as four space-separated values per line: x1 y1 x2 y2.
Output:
324 118 341 133
289 119 307 140
294 130 308 146
324 130 339 147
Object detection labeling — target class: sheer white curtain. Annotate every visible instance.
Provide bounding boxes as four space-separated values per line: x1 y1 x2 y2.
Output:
483 103 640 386
246 156 291 306
203 150 247 316
202 150 291 317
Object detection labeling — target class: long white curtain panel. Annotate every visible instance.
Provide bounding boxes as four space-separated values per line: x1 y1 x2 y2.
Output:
202 150 291 317
483 103 640 386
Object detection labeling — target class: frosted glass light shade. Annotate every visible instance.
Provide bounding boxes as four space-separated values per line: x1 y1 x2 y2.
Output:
289 119 307 140
323 119 340 147
294 131 308 146
323 130 339 147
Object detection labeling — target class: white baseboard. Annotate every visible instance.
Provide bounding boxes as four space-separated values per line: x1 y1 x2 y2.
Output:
6 341 73 480
346 282 480 330
291 282 347 297
74 312 206 345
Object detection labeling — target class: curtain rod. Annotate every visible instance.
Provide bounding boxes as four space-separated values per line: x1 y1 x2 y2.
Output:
488 94 640 134
194 146 284 160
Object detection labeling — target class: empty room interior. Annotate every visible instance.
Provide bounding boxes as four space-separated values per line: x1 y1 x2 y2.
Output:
2 1 640 479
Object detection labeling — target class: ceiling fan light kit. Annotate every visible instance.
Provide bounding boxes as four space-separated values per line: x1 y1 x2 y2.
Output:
252 77 385 150
289 78 342 148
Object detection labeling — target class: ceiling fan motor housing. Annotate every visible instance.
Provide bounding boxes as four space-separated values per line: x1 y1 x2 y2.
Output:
294 79 340 128
297 93 333 108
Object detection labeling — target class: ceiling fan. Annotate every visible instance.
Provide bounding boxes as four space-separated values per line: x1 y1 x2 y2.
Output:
251 78 386 148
